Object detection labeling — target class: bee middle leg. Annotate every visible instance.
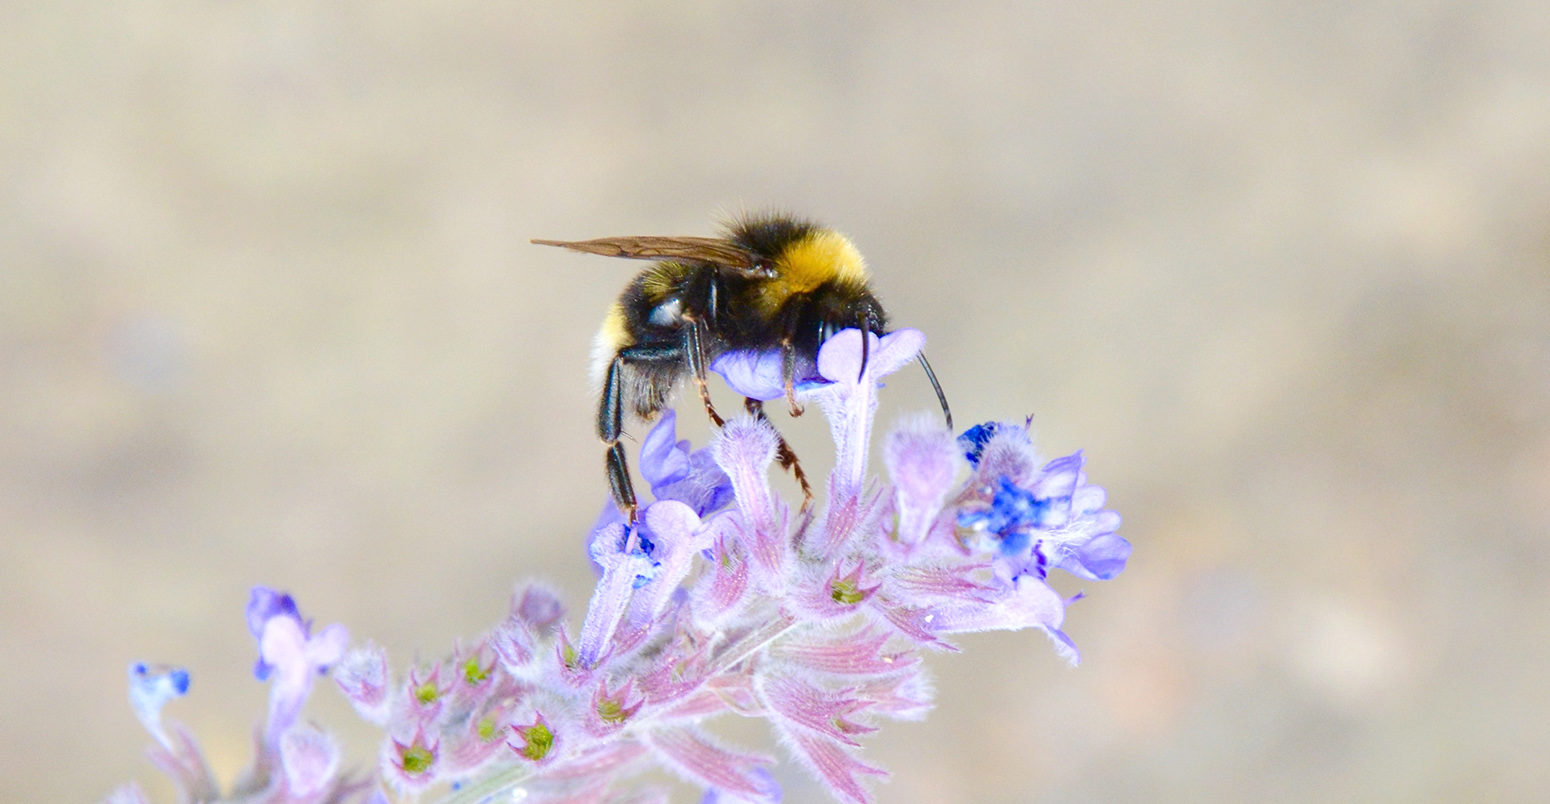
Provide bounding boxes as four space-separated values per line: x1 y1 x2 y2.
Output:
744 397 813 512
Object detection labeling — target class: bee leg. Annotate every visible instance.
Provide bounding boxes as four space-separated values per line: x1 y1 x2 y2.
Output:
598 344 682 522
598 354 639 521
676 263 730 429
781 338 805 418
776 301 807 418
682 314 726 428
605 442 637 522
745 397 813 512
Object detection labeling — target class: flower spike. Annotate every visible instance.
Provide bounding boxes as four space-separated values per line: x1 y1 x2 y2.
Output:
111 325 1127 804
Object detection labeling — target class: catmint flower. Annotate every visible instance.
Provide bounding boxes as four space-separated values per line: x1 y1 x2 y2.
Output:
640 410 736 517
713 416 789 582
245 586 302 681
578 522 659 669
118 591 361 803
256 592 349 746
127 662 189 752
591 411 736 549
111 326 1128 804
710 348 824 401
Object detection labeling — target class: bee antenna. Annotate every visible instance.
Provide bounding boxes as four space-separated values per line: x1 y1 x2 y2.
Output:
857 315 871 382
917 352 953 431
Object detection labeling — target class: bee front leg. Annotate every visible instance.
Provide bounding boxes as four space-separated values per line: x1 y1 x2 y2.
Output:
598 344 682 522
599 354 638 521
778 301 806 418
745 397 813 513
781 339 804 419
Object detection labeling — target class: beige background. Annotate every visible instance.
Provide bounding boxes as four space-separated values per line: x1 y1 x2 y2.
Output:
5 2 1548 802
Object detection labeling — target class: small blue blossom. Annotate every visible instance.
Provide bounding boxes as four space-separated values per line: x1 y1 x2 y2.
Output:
957 476 1051 556
128 662 190 751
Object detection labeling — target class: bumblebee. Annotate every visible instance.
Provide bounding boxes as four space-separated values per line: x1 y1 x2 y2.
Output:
534 213 951 520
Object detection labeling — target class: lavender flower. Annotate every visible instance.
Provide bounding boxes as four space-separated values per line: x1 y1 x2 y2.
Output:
110 589 366 803
110 328 1128 804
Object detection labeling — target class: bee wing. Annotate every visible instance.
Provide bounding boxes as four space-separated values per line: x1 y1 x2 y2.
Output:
531 236 772 276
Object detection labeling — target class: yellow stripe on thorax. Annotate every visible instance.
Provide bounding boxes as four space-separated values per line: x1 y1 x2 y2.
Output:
766 230 868 311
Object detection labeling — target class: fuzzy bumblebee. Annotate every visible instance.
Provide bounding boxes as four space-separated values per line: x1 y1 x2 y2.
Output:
534 213 951 520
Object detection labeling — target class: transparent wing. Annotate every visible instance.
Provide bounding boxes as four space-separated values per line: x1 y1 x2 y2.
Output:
531 235 769 275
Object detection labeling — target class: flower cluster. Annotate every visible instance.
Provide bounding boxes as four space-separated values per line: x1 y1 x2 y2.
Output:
109 329 1128 804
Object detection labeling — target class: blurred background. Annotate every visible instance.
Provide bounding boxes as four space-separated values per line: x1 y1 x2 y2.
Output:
4 2 1548 801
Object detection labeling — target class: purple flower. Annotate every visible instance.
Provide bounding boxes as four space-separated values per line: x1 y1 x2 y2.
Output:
113 326 1128 804
120 591 364 804
710 349 825 401
713 416 789 582
577 522 659 669
246 586 302 681
639 410 735 517
127 662 190 751
885 416 962 548
589 411 735 569
254 588 349 746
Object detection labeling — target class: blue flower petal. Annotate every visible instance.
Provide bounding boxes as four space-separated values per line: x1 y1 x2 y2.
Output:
957 422 1001 466
710 350 785 401
639 411 691 488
